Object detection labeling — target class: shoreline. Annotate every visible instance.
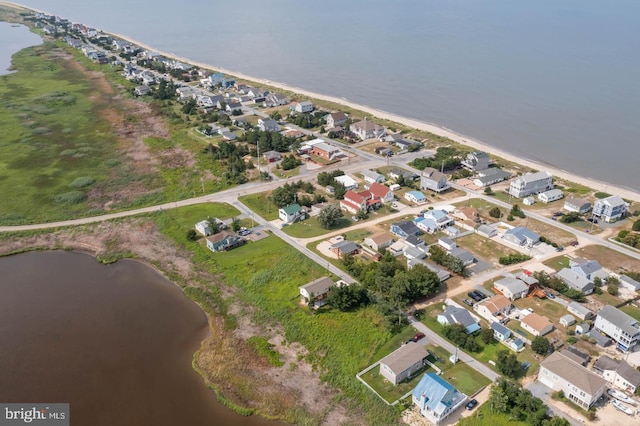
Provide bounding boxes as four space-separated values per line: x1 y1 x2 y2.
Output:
2 0 639 203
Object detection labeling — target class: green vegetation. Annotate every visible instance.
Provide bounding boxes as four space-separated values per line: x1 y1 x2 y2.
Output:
594 192 612 199
499 253 532 265
360 363 430 404
153 206 399 424
531 336 551 355
247 336 284 367
317 205 343 229
459 404 528 426
411 146 463 172
429 244 467 276
443 363 491 396
534 271 584 301
559 212 581 223
239 193 279 220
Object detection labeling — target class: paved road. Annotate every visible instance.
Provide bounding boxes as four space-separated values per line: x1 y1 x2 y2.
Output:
408 315 500 382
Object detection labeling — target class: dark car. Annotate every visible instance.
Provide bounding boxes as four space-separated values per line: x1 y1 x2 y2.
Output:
545 291 556 299
570 240 579 246
413 332 425 342
472 290 487 300
587 217 599 224
553 212 564 217
555 246 564 252
465 399 478 410
467 291 481 301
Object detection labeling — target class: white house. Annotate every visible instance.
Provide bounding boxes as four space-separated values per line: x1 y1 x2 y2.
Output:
326 112 347 129
509 171 554 198
291 101 314 113
299 276 335 304
334 175 358 191
379 344 430 385
593 355 640 394
493 277 529 300
538 189 564 203
279 204 304 224
257 118 280 132
619 275 640 291
490 322 512 341
559 314 576 327
437 237 456 251
520 312 554 336
592 195 628 223
473 168 511 187
361 169 385 184
437 305 481 334
567 302 595 321
412 373 467 425
556 268 594 295
420 168 450 193
564 197 591 214
404 190 427 204
502 227 540 247
538 351 607 409
349 119 386 140
364 232 395 251
474 295 513 323
195 220 213 236
594 305 640 352
461 151 490 171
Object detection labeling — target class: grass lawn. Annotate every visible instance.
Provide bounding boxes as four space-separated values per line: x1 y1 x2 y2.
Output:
456 233 519 263
509 217 576 246
543 254 570 271
283 216 352 238
513 297 566 323
154 210 400 424
273 166 300 179
591 290 624 307
458 404 528 426
620 305 640 322
360 363 432 404
238 192 279 220
442 363 491 396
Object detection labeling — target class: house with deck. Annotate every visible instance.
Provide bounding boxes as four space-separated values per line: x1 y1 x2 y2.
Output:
594 305 640 352
592 195 628 223
538 351 607 409
593 355 640 394
474 295 513 323
279 204 304 224
493 277 529 300
437 305 481 334
509 171 553 198
473 168 512 188
206 231 244 252
538 189 564 203
420 168 450 193
350 119 386 140
299 276 335 304
461 151 491 171
368 182 394 204
563 197 591 214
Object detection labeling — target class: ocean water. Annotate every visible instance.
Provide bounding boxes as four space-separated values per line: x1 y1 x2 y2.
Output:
0 22 42 74
13 0 640 190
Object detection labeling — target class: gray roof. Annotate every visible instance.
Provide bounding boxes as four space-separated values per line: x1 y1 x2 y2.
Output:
407 259 450 282
593 355 640 386
540 189 563 198
490 322 511 336
561 346 590 365
404 246 426 260
422 167 446 182
439 305 478 328
494 277 529 295
568 301 594 318
597 195 627 208
556 268 593 292
449 247 475 263
393 221 421 236
330 240 359 254
439 237 455 247
620 275 640 291
380 344 430 375
565 197 591 209
362 169 384 181
517 171 552 184
597 305 640 336
571 260 604 276
477 224 497 236
540 351 607 395
588 329 612 347
504 227 540 243
300 277 334 296
475 169 511 184
560 314 576 325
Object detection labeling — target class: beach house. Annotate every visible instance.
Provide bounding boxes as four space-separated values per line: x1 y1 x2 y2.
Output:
592 195 628 222
420 168 450 193
412 373 467 424
594 305 640 352
509 171 553 198
461 151 491 171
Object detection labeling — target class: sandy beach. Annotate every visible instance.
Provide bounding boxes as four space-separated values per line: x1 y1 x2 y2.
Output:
3 0 639 203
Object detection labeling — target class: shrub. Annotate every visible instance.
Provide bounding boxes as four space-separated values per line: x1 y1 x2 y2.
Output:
55 191 87 205
633 219 640 232
499 253 532 265
566 337 577 344
69 176 96 188
489 206 501 218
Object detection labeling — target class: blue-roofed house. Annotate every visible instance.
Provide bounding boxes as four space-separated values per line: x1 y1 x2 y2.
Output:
404 190 427 204
437 305 481 334
390 221 422 239
490 322 512 341
423 209 454 230
502 227 540 247
412 373 467 424
509 338 525 352
414 217 439 234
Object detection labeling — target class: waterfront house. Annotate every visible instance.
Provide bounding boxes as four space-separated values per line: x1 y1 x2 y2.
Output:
404 190 427 204
592 195 628 222
567 302 595 321
538 189 564 203
326 112 348 129
473 168 511 188
594 305 640 352
413 373 467 424
279 204 304 224
379 344 430 385
206 231 244 252
437 305 481 334
461 151 491 171
502 227 540 247
349 119 386 140
537 351 607 409
563 197 591 214
364 232 395 251
420 168 450 193
361 169 385 184
593 355 640 394
292 101 314 113
493 277 529 301
509 171 553 198
299 276 335 305
391 221 422 239
556 268 594 295
257 118 280 132
265 93 289 107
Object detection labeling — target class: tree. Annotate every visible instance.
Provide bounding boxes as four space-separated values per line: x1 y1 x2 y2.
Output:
531 336 551 355
495 349 520 378
206 217 220 235
633 219 640 232
593 276 603 287
489 206 502 218
559 212 581 223
488 385 509 413
606 276 619 296
186 229 198 241
317 205 343 229
333 182 347 200
510 204 525 218
355 209 368 220
231 218 241 232
484 186 494 195
479 327 495 344
327 284 369 311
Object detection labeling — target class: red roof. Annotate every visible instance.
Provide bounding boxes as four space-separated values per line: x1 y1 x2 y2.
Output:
368 182 390 198
344 190 366 204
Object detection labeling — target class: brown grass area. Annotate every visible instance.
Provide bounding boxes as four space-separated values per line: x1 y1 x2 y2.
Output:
0 222 354 425
576 245 640 273
510 217 576 246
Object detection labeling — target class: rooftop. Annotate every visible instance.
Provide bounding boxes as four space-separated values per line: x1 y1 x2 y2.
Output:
540 351 607 394
597 305 640 336
380 344 430 375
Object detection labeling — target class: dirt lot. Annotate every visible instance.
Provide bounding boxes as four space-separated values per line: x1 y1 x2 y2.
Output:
0 222 358 425
576 245 640 273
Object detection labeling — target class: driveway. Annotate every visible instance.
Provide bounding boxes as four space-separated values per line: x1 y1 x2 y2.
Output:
526 381 583 426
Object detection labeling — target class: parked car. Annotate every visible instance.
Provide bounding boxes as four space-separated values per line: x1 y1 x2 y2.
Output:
351 216 359 222
545 291 556 299
570 240 579 246
463 299 474 307
472 290 487 300
587 217 599 223
413 332 425 342
468 292 481 302
555 246 564 252
553 212 564 217
465 399 478 410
